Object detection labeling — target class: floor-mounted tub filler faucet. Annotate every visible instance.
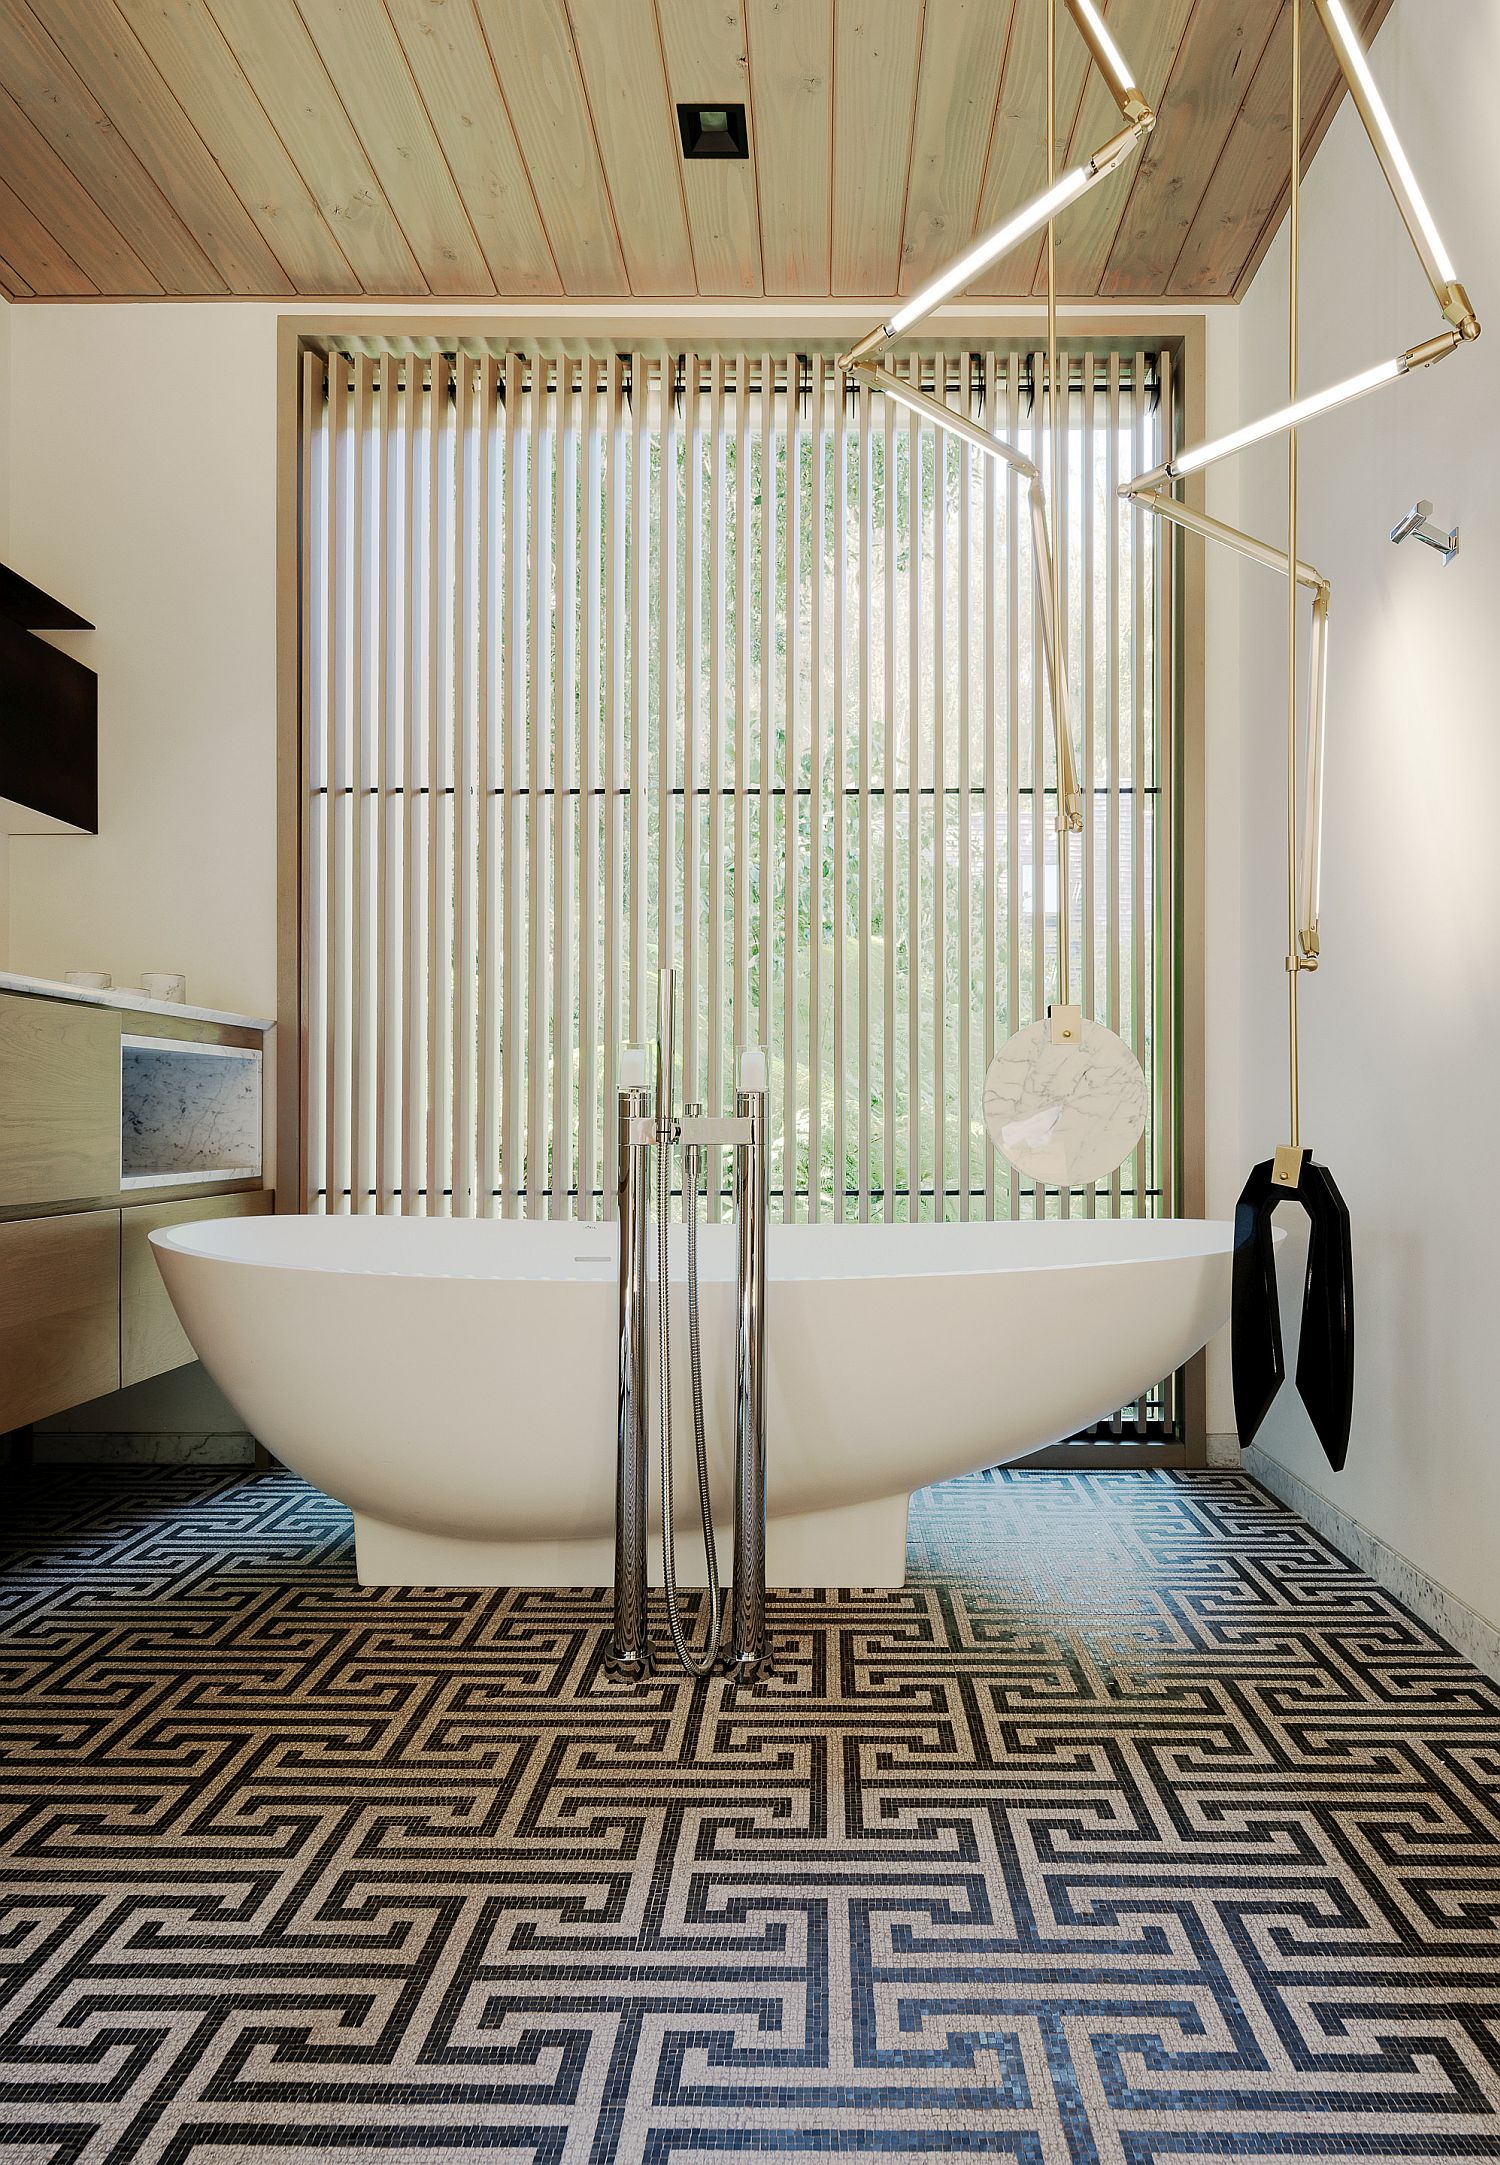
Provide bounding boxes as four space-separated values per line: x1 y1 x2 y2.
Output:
605 967 771 1686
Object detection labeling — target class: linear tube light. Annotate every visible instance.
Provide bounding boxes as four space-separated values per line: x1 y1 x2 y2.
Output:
887 168 1091 337
1069 0 1138 101
841 124 1145 366
1314 0 1474 333
1320 0 1451 279
838 0 1155 371
1129 339 1464 490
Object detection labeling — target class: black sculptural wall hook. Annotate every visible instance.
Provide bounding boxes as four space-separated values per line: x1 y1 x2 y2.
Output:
1232 1153 1354 1471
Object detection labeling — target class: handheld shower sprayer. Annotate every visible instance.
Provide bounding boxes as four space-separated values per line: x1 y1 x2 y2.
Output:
605 969 772 1686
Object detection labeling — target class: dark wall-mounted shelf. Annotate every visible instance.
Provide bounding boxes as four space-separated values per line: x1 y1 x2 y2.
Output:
0 563 93 634
0 561 97 835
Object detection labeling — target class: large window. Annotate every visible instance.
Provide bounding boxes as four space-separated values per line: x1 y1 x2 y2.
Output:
298 341 1176 1234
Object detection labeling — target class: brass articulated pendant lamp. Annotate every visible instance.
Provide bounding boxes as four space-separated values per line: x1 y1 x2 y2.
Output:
839 0 1158 1193
1120 0 1481 1470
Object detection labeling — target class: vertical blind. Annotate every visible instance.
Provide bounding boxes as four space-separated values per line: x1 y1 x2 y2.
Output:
299 341 1174 1239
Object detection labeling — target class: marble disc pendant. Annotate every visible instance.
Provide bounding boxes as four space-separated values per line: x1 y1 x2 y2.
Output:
984 1013 1147 1189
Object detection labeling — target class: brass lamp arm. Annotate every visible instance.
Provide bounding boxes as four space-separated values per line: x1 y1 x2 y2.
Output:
847 357 1082 831
834 0 1156 927
1120 483 1330 595
1124 478 1330 963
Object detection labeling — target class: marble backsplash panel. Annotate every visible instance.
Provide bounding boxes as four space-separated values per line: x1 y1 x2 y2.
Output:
121 1038 262 1182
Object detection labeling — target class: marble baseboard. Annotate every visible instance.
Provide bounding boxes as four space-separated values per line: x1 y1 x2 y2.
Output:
1205 1431 1241 1467
32 1432 258 1467
1243 1445 1500 1686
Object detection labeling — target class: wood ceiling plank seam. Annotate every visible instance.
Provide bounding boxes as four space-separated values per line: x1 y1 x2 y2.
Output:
742 0 833 297
113 0 362 294
1160 10 1290 296
462 0 599 294
557 0 641 294
900 0 1015 295
1099 0 1283 295
653 0 763 296
371 0 500 291
0 81 162 293
0 252 37 298
19 0 296 294
288 0 494 293
198 0 426 294
378 0 561 293
1166 0 1353 295
562 0 695 297
822 0 833 300
1221 0 1395 299
1163 0 1295 294
831 0 928 298
0 169 96 295
964 0 1025 294
647 0 705 292
969 0 1091 294
1020 0 1193 296
734 0 769 294
0 1 226 294
470 0 628 296
887 0 933 293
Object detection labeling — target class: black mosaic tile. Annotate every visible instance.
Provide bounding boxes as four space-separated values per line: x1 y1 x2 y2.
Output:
0 1466 1496 2160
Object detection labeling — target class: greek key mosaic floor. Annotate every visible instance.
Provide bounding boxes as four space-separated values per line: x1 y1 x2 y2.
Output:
1 1465 1498 2161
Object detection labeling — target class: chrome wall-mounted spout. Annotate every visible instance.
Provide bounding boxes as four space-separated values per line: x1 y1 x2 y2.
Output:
1391 499 1459 562
604 970 772 1686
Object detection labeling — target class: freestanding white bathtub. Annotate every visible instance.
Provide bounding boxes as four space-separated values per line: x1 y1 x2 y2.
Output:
152 1213 1235 1589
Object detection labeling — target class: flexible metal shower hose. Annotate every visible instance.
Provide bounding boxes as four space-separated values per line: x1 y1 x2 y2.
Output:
656 1131 723 1676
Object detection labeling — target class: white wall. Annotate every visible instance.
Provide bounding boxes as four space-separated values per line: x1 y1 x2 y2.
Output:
7 304 280 1015
1232 2 1500 1630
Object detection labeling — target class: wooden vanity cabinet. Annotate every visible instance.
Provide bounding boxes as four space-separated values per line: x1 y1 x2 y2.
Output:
0 993 119 1207
0 981 274 1430
121 1190 273 1387
0 1211 120 1431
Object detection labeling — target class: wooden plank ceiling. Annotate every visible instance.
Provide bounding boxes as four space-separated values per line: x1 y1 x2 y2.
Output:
0 0 1393 304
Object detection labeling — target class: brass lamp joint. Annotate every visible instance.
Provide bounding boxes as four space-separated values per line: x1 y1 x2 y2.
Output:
838 323 894 373
1441 283 1481 339
1090 118 1153 178
1402 327 1463 372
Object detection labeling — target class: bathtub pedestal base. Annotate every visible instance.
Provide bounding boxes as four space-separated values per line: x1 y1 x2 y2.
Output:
352 1492 911 1591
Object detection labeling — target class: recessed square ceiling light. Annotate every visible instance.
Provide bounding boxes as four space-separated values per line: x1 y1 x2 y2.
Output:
676 102 749 160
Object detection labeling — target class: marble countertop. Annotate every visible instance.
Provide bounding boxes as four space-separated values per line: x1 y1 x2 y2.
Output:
0 969 274 1033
